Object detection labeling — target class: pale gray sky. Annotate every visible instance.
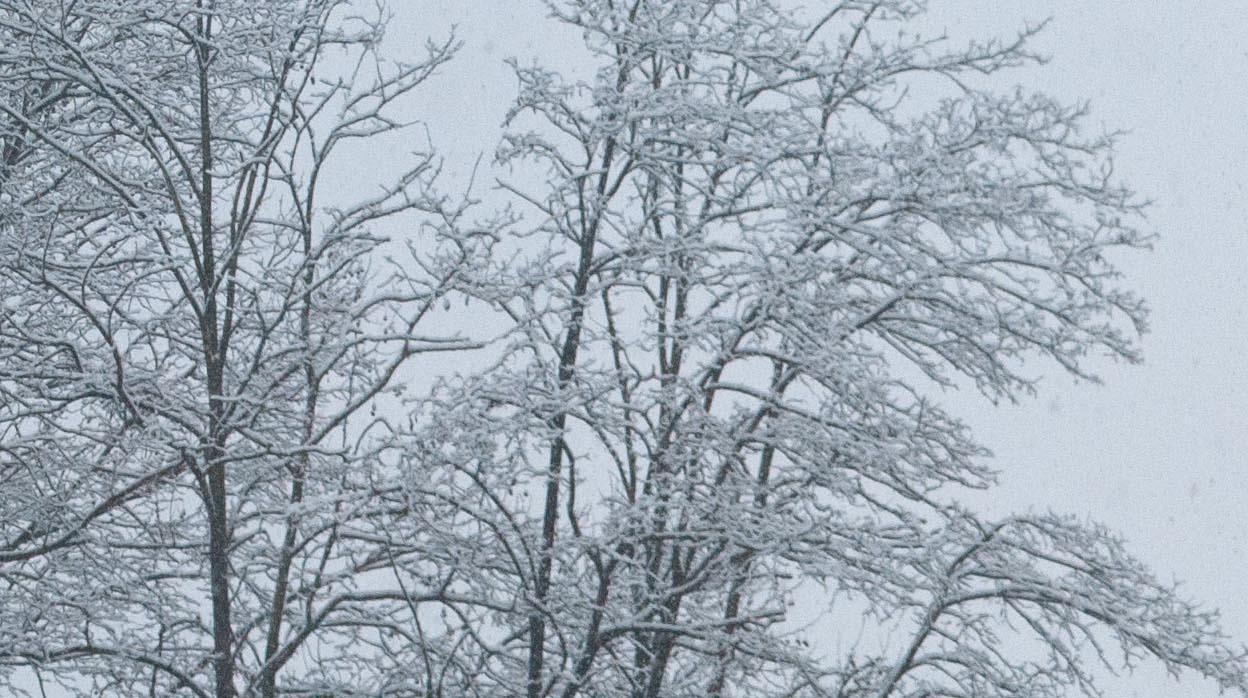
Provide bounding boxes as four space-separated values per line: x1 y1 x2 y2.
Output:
927 5 1248 695
396 2 1248 696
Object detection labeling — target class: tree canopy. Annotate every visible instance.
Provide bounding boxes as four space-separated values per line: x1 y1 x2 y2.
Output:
0 2 1242 697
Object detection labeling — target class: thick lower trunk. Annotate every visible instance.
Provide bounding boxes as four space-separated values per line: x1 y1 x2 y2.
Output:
207 447 235 698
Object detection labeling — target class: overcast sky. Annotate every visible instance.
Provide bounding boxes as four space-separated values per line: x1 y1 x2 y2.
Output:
390 3 1248 695
923 5 1248 695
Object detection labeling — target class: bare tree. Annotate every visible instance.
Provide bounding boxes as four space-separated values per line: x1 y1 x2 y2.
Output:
392 2 1248 697
2 1 1245 698
0 1 488 696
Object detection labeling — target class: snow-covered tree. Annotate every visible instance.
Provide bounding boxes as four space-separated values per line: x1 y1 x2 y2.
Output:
394 2 1248 697
1 1 1245 698
0 1 485 696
